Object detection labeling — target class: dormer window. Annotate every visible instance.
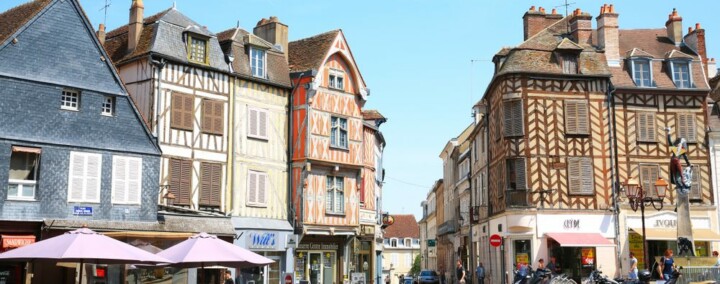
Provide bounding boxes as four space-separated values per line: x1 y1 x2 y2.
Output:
631 59 652 87
670 61 692 88
250 47 266 78
329 69 344 90
188 35 208 64
560 54 578 74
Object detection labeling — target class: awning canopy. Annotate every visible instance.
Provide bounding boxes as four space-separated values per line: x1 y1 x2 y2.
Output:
631 228 720 241
12 146 41 154
546 233 615 247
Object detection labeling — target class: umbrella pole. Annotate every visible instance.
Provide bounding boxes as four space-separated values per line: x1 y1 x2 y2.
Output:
200 263 205 284
78 260 84 284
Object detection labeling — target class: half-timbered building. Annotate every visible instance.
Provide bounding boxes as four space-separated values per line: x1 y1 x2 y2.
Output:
288 29 373 284
361 110 387 284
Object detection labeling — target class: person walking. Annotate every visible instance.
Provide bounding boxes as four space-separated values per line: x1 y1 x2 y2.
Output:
475 263 485 284
456 260 466 284
713 251 720 267
658 249 675 281
225 270 235 284
628 252 638 280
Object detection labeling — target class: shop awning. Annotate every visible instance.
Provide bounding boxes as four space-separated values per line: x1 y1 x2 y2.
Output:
1 235 35 249
546 233 615 247
12 146 41 154
631 228 720 241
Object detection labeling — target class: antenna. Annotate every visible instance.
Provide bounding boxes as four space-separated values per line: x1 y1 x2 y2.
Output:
99 0 111 26
555 0 576 17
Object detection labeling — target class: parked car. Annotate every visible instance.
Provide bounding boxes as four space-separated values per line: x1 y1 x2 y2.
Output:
418 270 439 284
403 276 414 284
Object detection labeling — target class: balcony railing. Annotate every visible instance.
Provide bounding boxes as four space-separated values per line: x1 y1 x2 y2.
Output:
506 189 530 207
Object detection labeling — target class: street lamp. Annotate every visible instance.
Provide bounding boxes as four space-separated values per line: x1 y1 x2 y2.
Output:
623 177 669 270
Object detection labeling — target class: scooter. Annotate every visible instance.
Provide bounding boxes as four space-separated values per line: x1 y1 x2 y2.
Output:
663 267 682 284
613 270 651 284
528 268 551 284
513 265 531 284
585 269 619 284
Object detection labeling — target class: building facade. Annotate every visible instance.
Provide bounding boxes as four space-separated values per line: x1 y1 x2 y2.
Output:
382 215 420 284
361 110 388 284
419 187 437 272
0 0 160 282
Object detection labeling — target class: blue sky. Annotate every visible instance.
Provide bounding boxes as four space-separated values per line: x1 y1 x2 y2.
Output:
2 0 718 220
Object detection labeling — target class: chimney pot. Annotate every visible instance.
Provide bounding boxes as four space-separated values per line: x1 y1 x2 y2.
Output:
539 7 545 13
609 4 615 13
128 0 144 52
97 23 106 45
665 8 683 45
551 8 557 15
689 27 693 33
696 23 701 30
530 6 536 12
253 16 289 60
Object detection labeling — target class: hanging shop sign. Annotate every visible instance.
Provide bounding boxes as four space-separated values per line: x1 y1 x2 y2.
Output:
581 248 595 267
248 232 278 249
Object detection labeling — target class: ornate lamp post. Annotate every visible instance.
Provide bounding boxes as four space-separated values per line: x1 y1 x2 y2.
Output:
623 176 669 270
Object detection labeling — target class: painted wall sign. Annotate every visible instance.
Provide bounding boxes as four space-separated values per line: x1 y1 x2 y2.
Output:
297 243 339 250
73 206 93 216
654 219 677 228
563 219 580 230
248 232 277 249
536 214 615 238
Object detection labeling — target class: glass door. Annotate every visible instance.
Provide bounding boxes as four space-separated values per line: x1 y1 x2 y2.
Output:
310 253 322 284
267 254 282 284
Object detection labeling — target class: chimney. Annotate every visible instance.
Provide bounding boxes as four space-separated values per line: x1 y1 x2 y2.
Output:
684 23 708 75
708 58 717 78
666 8 683 46
128 0 144 52
522 6 562 41
596 4 620 66
570 8 593 45
253 16 289 60
97 23 106 45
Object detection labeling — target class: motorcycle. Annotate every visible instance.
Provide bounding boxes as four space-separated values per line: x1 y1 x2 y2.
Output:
528 268 552 284
663 267 682 284
583 270 618 284
513 265 531 284
612 270 651 284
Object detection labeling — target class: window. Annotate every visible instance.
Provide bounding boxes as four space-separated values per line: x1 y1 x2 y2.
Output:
503 100 524 137
326 176 345 214
7 147 40 200
250 47 266 78
677 113 697 142
636 112 656 142
111 156 142 204
68 152 102 203
188 36 207 64
391 253 398 265
248 107 268 140
199 163 222 207
564 100 589 135
169 158 192 205
101 96 114 116
632 60 652 87
639 164 660 198
375 150 383 183
671 61 691 88
329 69 345 90
61 90 79 110
561 54 578 74
457 158 469 181
171 92 194 131
406 254 412 266
330 117 348 149
390 238 398 248
412 239 420 247
506 158 526 191
201 99 224 135
384 239 390 246
247 170 267 207
404 238 411 247
690 169 701 201
567 157 593 195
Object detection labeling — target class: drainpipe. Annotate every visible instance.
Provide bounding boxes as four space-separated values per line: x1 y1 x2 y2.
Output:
606 81 621 276
150 56 166 138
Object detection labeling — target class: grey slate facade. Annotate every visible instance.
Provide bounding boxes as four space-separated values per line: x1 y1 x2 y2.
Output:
0 0 160 223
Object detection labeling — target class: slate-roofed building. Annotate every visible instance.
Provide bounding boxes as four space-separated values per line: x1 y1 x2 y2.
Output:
382 215 420 284
0 0 163 282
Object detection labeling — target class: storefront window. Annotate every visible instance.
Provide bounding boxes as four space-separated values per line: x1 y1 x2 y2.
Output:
296 250 336 284
513 240 531 267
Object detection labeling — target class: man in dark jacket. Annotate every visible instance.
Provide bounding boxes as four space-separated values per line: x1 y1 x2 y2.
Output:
476 263 485 284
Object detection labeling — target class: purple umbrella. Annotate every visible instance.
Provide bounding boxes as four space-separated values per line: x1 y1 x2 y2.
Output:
0 228 172 282
157 232 273 282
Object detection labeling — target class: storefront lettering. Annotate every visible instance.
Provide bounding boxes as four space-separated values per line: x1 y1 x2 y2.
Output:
563 219 580 230
297 243 339 250
248 232 277 249
654 219 677 228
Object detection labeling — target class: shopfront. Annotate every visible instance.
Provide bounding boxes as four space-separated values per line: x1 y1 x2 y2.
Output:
0 221 40 284
233 218 295 284
295 236 347 284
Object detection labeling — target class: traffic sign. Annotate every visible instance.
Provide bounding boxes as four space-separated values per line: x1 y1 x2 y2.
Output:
489 234 502 247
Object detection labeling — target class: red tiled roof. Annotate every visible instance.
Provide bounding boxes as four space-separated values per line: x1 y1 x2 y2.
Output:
0 0 53 45
384 214 419 239
288 30 339 72
362 110 386 121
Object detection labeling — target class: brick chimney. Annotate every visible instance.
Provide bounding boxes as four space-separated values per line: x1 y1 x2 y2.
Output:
570 8 593 45
523 6 562 41
684 23 708 75
666 8 683 46
97 23 106 45
254 16 289 60
596 4 619 66
128 0 144 52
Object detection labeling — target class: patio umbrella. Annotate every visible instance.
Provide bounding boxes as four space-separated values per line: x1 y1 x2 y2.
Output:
0 227 172 283
157 232 273 282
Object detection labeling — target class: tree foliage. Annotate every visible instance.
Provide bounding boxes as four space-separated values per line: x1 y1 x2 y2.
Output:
410 254 421 275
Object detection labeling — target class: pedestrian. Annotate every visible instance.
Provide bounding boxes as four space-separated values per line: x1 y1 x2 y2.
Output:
225 270 235 284
537 258 545 270
456 260 466 284
476 263 485 284
714 251 720 267
657 248 675 281
546 257 561 275
439 269 446 284
628 252 638 280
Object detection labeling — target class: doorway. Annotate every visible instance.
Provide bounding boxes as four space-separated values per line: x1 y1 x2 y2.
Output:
310 253 321 284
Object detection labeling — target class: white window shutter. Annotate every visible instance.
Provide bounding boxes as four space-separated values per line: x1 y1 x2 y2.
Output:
248 172 257 204
69 153 86 201
84 154 102 202
248 108 258 137
258 173 267 204
259 110 268 138
112 157 127 203
127 158 142 204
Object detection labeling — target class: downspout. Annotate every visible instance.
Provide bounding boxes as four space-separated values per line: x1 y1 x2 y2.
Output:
150 56 166 138
606 81 621 276
483 115 492 284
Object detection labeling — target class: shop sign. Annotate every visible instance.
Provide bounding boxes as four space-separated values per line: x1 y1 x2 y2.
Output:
581 248 595 267
1 235 35 249
297 243 339 250
654 219 677 228
360 210 377 224
515 253 529 265
73 206 93 216
248 232 277 249
628 233 645 268
427 239 436 247
563 219 580 230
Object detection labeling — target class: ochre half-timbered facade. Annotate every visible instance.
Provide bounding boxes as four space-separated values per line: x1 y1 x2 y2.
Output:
289 29 376 284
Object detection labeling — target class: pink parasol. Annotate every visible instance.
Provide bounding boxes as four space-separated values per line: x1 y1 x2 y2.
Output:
157 232 273 268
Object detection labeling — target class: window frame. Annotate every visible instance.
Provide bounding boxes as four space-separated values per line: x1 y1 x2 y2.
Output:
670 60 692 89
328 69 345 91
101 96 115 116
111 155 142 205
631 58 653 87
390 238 398 248
61 90 80 111
567 157 594 195
168 158 193 206
246 170 268 207
638 164 660 199
677 113 697 143
636 112 657 143
689 168 702 201
247 107 269 140
250 47 267 78
560 53 578 75
7 149 40 201
564 100 589 135
201 99 224 135
506 158 527 191
187 34 208 64
503 100 524 137
330 116 349 149
326 175 345 215
171 92 194 131
67 151 102 203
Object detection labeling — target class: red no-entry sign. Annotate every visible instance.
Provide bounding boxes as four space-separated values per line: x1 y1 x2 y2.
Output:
489 234 502 247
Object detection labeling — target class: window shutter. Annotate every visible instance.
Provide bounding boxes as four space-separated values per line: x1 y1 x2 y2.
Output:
112 157 127 203
678 114 696 142
690 169 701 200
259 110 268 138
202 100 211 133
69 153 86 201
171 159 192 205
326 177 333 211
211 164 222 206
581 158 594 194
639 165 659 198
127 158 141 204
248 171 257 204
171 94 183 129
199 163 211 205
576 101 589 134
183 95 194 130
646 114 656 142
258 173 266 205
84 154 101 202
568 158 582 194
504 102 513 137
512 101 524 136
637 113 656 142
213 101 223 135
514 158 526 190
249 108 258 137
565 101 578 134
